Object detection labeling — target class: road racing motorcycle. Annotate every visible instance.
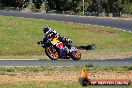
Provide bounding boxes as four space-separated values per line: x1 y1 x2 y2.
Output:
37 34 81 60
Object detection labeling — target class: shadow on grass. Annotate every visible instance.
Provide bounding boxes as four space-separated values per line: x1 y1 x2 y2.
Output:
76 44 96 50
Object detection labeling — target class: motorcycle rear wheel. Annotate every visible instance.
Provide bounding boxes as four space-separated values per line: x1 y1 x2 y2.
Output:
45 46 59 60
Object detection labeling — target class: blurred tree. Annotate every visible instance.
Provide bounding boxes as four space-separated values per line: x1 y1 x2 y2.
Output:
123 3 132 14
0 0 132 15
76 0 92 12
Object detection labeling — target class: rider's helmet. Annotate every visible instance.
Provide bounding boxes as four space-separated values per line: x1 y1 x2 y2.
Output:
43 26 50 33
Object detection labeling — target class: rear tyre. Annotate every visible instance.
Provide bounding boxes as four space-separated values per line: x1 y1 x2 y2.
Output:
45 46 59 60
71 51 81 60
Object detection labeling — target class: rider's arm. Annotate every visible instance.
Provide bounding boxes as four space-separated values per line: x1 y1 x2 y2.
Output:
60 36 72 43
43 35 52 45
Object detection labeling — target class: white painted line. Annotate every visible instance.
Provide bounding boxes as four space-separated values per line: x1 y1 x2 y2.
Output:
106 27 111 29
117 29 121 30
100 26 105 28
40 19 44 20
87 24 91 25
20 17 25 18
123 30 126 32
114 28 117 30
94 25 98 26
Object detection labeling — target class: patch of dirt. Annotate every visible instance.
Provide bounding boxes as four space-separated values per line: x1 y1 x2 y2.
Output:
90 71 132 80
0 71 79 84
0 71 132 84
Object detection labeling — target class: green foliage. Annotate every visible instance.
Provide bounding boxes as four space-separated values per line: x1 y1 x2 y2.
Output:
0 2 2 7
40 3 46 11
0 0 132 15
84 0 92 10
123 3 132 14
26 2 35 10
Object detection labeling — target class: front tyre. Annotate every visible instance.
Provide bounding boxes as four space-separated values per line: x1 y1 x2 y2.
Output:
45 46 59 60
71 51 81 60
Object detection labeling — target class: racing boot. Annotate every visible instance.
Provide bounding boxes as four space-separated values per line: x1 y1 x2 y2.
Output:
60 47 70 59
63 46 71 54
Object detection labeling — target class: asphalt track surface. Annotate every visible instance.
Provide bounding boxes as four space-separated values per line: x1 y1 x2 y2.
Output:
0 10 132 32
0 10 132 66
0 58 132 66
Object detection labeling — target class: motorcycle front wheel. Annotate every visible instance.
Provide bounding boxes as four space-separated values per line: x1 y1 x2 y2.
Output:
45 46 59 60
71 51 81 60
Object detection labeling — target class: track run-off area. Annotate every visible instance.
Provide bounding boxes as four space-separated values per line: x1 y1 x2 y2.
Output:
0 10 132 66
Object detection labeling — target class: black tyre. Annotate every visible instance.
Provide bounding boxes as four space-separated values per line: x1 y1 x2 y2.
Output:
80 77 90 86
45 46 59 60
71 51 81 60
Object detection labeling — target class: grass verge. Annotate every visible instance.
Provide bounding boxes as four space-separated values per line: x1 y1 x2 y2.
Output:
0 15 132 59
0 65 132 75
0 81 131 88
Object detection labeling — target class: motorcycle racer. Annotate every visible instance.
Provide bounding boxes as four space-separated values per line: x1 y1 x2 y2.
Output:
38 26 72 58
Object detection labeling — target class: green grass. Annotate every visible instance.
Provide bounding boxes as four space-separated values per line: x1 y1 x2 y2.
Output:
0 15 132 59
0 81 131 88
0 66 132 75
0 82 41 88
